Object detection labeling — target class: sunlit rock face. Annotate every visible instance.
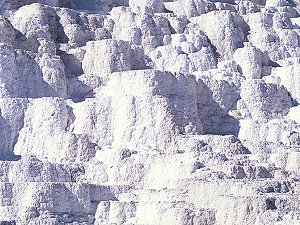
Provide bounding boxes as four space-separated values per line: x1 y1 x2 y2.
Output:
0 0 300 224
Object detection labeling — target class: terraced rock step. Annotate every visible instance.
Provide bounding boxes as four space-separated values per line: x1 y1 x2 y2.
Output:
0 182 132 223
1 0 300 224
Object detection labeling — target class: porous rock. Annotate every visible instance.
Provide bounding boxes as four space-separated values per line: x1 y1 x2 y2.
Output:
0 0 299 224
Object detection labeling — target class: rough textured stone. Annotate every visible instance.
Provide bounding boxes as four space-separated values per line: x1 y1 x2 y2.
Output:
239 79 292 119
234 43 264 79
0 0 299 224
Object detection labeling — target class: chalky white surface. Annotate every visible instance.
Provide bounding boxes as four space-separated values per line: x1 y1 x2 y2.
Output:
0 0 300 224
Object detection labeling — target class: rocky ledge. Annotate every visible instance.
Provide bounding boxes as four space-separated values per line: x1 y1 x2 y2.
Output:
0 0 300 224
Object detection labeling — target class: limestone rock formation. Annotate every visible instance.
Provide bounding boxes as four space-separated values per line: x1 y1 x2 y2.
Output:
0 0 300 224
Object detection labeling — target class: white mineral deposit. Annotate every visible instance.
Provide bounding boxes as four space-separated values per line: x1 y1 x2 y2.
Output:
0 0 299 224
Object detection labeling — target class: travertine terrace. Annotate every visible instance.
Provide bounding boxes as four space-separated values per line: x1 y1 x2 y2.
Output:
0 0 300 224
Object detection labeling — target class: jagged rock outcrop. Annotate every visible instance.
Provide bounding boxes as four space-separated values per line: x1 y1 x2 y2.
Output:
0 0 300 224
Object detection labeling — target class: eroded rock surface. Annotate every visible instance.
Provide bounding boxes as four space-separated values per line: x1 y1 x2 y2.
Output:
0 0 300 224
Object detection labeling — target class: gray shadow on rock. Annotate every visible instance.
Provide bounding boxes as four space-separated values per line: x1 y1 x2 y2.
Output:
0 221 16 225
197 80 240 136
54 185 119 223
0 44 63 98
58 50 84 78
0 115 21 161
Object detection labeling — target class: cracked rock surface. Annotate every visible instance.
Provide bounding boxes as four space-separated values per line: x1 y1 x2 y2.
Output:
0 0 300 224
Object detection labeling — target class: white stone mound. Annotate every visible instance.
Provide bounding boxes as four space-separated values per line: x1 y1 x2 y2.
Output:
0 0 300 224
